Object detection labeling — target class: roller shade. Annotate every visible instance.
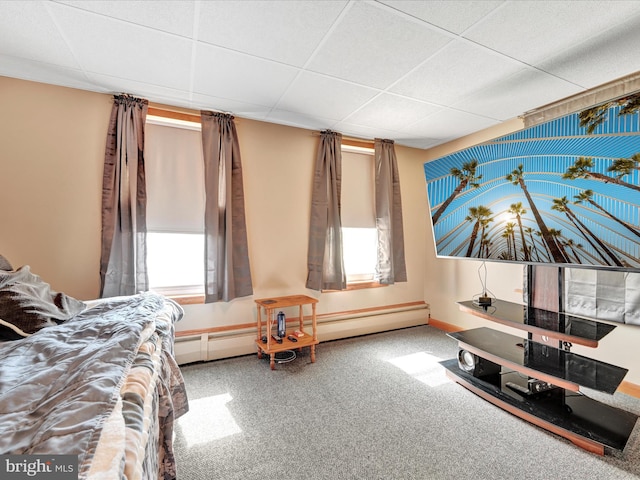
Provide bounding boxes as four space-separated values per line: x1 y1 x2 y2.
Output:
341 149 375 228
145 121 205 233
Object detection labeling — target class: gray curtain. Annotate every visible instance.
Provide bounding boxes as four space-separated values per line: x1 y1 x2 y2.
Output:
201 111 253 302
100 94 149 297
375 139 407 284
306 130 346 291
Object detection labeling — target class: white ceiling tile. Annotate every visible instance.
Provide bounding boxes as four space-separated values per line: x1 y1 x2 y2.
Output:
465 1 640 66
197 0 347 67
266 109 338 132
539 17 640 89
193 43 299 107
190 93 271 120
86 72 192 102
378 0 504 34
307 1 452 89
0 1 78 67
403 109 500 140
55 0 195 37
345 93 442 132
455 69 583 120
3 0 640 149
0 55 99 92
390 39 522 105
392 136 445 150
49 3 193 90
331 121 401 143
276 72 379 121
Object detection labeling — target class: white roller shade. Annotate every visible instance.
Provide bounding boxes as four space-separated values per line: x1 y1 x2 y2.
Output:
341 149 375 228
145 121 205 233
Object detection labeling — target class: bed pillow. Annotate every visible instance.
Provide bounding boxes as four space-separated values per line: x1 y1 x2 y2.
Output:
0 255 12 271
0 265 86 340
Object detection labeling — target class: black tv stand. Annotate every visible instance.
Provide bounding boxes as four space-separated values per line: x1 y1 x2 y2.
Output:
442 299 639 455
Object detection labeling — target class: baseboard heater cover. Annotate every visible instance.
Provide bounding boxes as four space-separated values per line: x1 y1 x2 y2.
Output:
175 305 428 364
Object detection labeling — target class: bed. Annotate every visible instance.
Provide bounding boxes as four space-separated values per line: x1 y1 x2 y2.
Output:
0 256 188 480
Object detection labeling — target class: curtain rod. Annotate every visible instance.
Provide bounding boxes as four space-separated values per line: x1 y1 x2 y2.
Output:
148 106 201 123
311 131 375 146
147 103 238 123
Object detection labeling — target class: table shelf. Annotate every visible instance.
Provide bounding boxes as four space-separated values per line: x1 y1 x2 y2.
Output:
457 299 616 348
255 295 319 370
442 359 638 454
448 327 628 394
446 298 637 454
255 330 317 354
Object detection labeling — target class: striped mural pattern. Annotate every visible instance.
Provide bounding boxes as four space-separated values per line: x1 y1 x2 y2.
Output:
424 95 640 269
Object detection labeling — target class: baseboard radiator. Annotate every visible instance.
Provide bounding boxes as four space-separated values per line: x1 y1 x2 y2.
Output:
175 301 429 365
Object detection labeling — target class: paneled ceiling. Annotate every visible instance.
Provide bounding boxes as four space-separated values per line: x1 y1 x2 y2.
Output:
2 0 640 149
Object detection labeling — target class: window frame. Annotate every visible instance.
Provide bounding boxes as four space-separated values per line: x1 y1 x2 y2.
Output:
145 107 206 304
324 139 385 292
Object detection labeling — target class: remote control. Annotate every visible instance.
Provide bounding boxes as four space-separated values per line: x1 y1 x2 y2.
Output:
287 335 298 342
272 335 283 344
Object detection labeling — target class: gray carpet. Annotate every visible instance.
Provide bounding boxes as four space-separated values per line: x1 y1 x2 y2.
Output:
173 325 640 479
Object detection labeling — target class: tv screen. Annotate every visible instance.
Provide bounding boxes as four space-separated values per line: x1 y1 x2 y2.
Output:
424 93 640 270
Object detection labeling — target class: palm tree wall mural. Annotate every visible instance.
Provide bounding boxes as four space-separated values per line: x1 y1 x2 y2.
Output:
424 95 640 270
431 159 482 225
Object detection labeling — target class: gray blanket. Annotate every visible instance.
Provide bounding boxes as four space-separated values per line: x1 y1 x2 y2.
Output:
0 292 186 479
0 265 86 339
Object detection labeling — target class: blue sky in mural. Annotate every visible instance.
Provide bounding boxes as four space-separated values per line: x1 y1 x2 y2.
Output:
424 101 640 270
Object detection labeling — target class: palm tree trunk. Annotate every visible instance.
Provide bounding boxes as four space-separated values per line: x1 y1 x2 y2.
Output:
587 199 640 239
556 239 571 262
518 179 566 262
569 245 582 264
432 179 467 224
516 217 530 261
466 221 480 257
588 172 640 192
477 225 486 259
527 231 542 261
563 212 611 264
566 209 623 266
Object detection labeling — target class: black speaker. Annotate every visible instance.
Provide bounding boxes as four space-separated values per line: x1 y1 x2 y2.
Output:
457 349 501 378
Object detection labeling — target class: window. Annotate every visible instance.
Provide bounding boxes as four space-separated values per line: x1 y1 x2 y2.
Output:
146 232 204 294
341 144 378 285
145 114 205 295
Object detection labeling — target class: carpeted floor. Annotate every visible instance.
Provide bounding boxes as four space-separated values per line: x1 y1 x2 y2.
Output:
173 325 640 479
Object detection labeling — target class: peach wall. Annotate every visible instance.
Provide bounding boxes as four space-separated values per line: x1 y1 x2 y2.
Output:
179 117 429 332
0 77 428 337
3 75 636 384
0 76 110 299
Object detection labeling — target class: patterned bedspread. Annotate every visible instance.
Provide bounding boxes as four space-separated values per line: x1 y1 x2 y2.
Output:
0 292 188 480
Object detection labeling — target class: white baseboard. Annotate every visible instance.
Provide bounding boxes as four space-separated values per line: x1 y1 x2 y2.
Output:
175 307 428 365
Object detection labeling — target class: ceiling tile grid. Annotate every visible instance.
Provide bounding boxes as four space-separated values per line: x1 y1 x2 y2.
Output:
1 0 639 149
0 2 79 69
388 39 524 106
273 71 379 121
305 1 453 89
196 0 348 67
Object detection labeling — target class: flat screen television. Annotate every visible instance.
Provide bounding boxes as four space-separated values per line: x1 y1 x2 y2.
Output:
424 93 640 271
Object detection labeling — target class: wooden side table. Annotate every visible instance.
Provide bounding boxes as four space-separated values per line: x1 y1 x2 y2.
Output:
255 294 319 370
